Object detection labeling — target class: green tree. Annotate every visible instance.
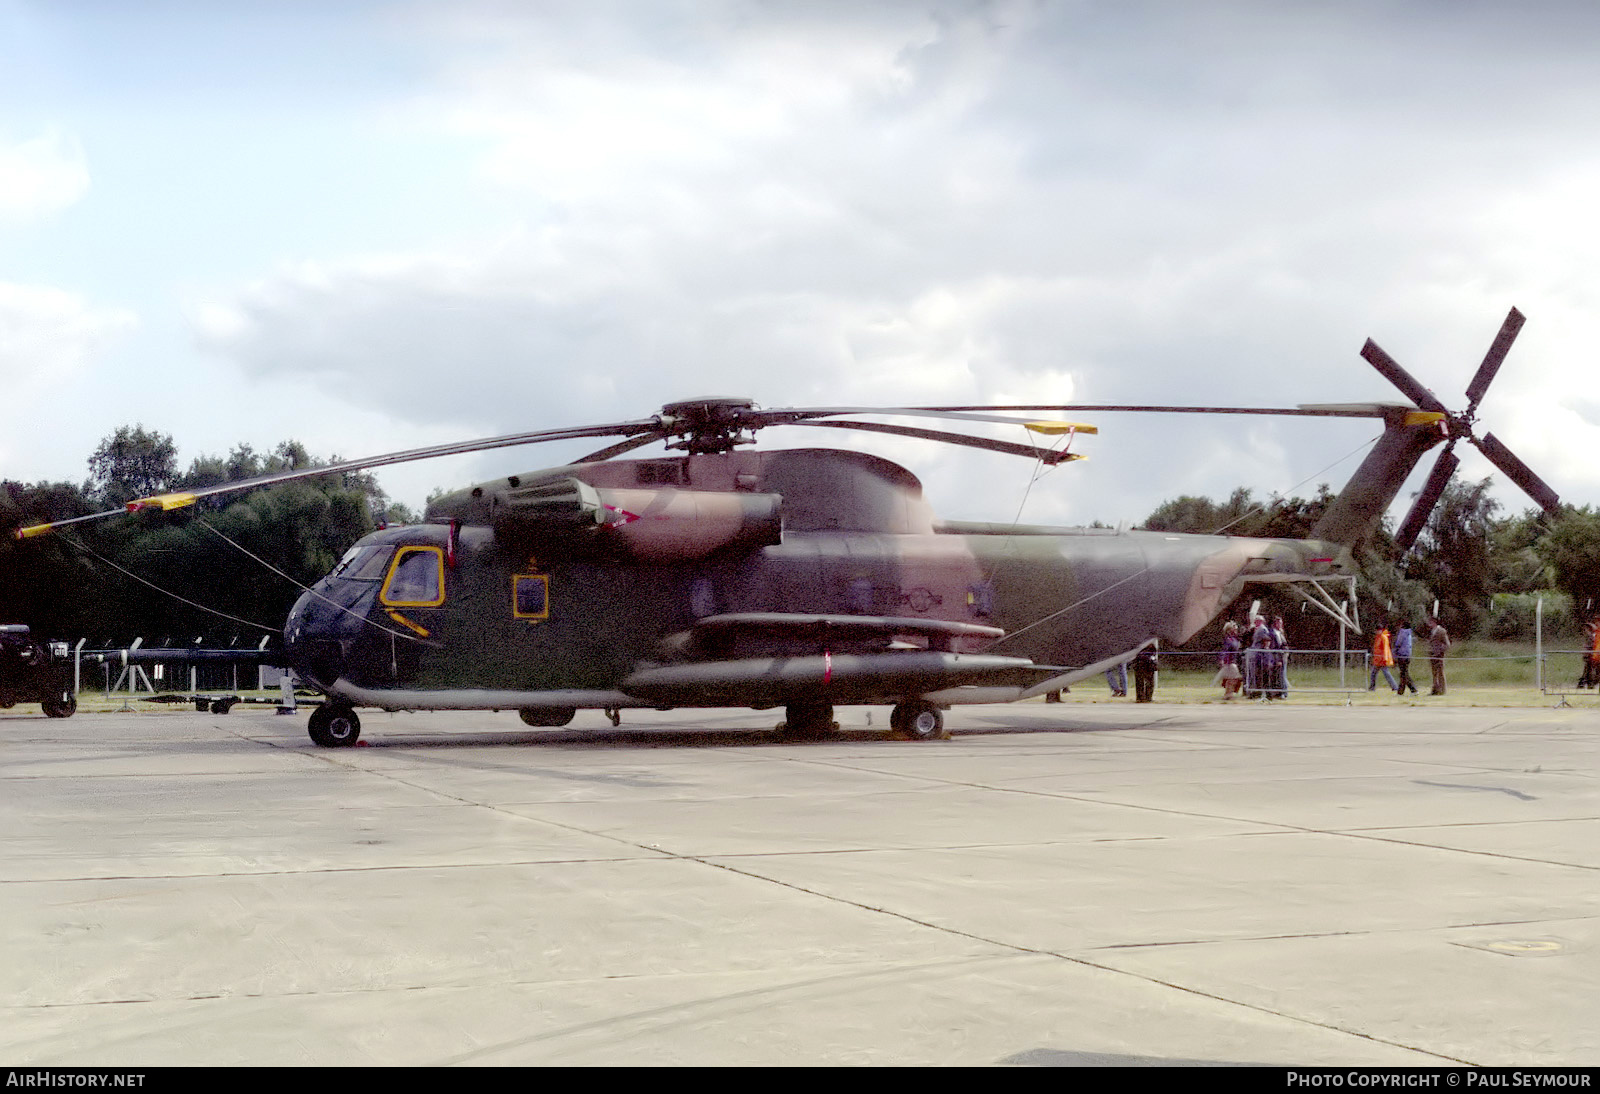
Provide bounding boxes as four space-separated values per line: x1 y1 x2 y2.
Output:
6 430 392 645
1535 505 1600 624
1143 485 1335 539
1405 478 1499 639
1354 546 1431 634
1143 488 1258 534
1489 508 1550 594
0 480 100 636
87 425 178 508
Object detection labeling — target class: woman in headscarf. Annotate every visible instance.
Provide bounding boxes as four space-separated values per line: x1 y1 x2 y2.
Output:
1215 621 1243 700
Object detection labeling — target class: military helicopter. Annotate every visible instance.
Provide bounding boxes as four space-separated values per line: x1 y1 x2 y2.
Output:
17 309 1558 747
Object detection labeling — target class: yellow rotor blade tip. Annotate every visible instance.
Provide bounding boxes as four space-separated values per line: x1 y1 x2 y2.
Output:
126 492 197 513
1026 421 1098 435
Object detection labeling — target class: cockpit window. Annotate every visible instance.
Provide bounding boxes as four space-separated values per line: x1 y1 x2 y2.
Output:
331 545 394 581
380 546 445 606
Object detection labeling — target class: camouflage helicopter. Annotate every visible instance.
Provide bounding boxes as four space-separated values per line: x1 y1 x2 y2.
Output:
18 309 1558 747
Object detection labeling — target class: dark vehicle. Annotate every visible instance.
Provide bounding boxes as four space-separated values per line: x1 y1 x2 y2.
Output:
0 625 76 717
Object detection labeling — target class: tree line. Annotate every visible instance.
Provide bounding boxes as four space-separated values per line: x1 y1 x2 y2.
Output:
1 425 418 648
4 424 1595 651
1143 480 1600 647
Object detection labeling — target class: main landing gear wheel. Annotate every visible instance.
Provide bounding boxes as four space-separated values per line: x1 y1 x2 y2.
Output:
778 701 837 740
890 700 945 741
308 703 361 748
518 707 576 727
42 695 76 719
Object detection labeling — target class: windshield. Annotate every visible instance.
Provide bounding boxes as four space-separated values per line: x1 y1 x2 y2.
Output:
329 545 394 581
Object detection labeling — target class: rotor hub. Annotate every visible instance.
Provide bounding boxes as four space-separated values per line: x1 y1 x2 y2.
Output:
659 396 760 454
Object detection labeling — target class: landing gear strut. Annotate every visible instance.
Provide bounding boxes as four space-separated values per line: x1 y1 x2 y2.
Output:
308 702 361 748
778 701 837 740
890 700 945 741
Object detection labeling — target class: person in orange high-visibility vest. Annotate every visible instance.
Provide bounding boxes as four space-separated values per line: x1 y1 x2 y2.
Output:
1368 623 1398 693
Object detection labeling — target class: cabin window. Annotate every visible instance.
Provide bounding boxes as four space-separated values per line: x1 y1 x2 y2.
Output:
381 547 446 607
512 574 549 620
332 545 394 581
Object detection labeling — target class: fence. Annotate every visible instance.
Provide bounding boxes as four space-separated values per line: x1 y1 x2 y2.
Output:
1149 646 1597 701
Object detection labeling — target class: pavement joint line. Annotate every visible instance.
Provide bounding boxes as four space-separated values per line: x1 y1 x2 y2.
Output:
772 754 1600 872
1324 829 1600 872
10 709 1585 1064
212 745 1460 1061
4 954 1005 1014
13 729 1596 877
435 953 1020 1066
0 855 678 884
687 854 1475 1066
13 814 1592 884
1089 913 1600 951
1341 815 1600 832
350 762 1488 1069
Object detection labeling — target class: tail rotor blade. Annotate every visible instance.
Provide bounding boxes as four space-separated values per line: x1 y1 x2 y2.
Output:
1361 339 1449 413
1395 446 1459 551
1477 431 1562 514
1464 307 1525 413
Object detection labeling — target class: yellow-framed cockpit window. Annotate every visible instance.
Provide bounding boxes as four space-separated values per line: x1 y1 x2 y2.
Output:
512 574 549 620
380 546 446 607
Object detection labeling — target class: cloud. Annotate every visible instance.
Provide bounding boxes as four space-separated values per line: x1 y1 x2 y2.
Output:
0 130 89 224
0 282 137 474
186 1 1600 522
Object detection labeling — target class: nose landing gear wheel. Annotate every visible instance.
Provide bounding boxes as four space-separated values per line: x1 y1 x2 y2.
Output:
890 700 945 740
308 703 361 747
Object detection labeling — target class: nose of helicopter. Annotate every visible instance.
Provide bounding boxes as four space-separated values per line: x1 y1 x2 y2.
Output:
283 587 349 692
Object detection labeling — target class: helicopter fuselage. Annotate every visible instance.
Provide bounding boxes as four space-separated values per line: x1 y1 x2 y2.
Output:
282 448 1345 724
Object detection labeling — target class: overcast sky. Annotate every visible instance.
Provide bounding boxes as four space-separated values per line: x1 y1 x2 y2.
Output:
5 0 1600 531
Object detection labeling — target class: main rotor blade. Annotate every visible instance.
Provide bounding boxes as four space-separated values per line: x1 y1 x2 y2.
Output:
895 404 1396 418
1394 445 1459 552
1464 306 1525 414
574 431 669 463
752 406 1091 428
1360 340 1449 414
16 418 662 538
1476 431 1562 514
791 420 1083 465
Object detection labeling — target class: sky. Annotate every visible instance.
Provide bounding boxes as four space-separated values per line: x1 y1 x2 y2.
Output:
5 0 1600 532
